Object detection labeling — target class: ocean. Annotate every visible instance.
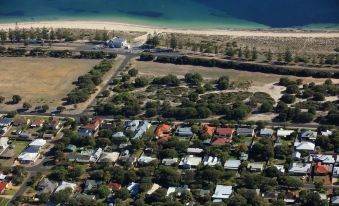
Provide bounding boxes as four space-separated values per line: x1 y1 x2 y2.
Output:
0 0 338 29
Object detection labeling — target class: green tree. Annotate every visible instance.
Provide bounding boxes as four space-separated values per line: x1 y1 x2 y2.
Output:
12 95 22 104
22 102 32 110
115 188 130 200
260 101 273 113
284 49 293 63
216 76 229 90
0 96 5 103
97 185 111 198
266 49 273 61
170 34 177 50
251 47 257 61
155 166 181 187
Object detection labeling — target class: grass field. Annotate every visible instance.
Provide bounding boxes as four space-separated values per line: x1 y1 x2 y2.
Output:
0 198 10 206
0 57 99 111
0 141 30 167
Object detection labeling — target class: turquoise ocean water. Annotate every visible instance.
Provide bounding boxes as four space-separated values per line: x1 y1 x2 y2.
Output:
0 0 338 29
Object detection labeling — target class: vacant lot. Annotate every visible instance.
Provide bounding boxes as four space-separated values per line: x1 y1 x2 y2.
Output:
0 57 99 110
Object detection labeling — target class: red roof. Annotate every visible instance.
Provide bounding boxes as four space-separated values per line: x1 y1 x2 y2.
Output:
31 118 44 126
202 124 216 137
155 124 172 139
107 182 121 191
0 181 7 191
211 138 232 146
215 128 235 136
82 118 103 130
315 162 330 174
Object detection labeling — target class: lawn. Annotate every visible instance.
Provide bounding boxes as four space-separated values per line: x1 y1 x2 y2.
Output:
0 198 10 206
0 57 99 110
0 140 29 167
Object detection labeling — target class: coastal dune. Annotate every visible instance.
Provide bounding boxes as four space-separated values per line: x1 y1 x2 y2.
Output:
1 20 339 38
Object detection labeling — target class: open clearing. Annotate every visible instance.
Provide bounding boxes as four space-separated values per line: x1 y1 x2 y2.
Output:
0 57 99 110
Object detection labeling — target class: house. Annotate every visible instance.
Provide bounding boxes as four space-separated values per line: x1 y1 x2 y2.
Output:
138 155 157 165
132 120 151 140
0 174 7 181
0 137 8 155
239 152 249 161
284 191 296 203
82 118 103 132
112 132 127 139
43 133 54 139
75 193 96 200
294 141 315 151
0 118 12 127
203 156 221 166
64 144 77 152
99 152 120 163
179 155 202 169
0 181 9 194
12 117 30 126
37 178 58 195
260 128 274 137
314 162 332 175
84 180 102 192
277 129 294 138
147 183 160 195
0 126 9 135
18 146 40 164
224 160 241 170
162 158 178 166
211 138 232 146
175 127 193 138
332 196 339 205
247 163 264 172
212 185 233 200
154 124 172 140
237 127 255 137
289 163 312 175
127 182 140 196
30 118 45 127
106 37 130 49
166 185 190 197
321 130 333 137
313 154 335 164
29 139 46 147
55 181 77 193
107 182 121 191
214 128 235 138
77 128 93 138
300 130 318 141
262 192 278 202
187 148 203 155
19 132 32 139
68 148 103 163
333 167 339 177
202 124 216 137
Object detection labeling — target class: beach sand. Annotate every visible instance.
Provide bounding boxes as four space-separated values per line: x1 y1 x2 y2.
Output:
1 20 339 38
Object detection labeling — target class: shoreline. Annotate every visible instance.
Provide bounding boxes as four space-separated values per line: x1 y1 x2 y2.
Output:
0 20 339 38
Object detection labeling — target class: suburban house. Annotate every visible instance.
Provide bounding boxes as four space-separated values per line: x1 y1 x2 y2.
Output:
224 160 241 170
175 127 193 138
0 118 12 127
333 167 339 177
29 139 47 147
237 128 255 137
284 191 297 204
12 117 30 126
18 145 41 164
288 163 312 175
49 118 62 130
138 155 157 165
312 154 335 164
127 182 140 196
55 181 77 193
82 118 103 132
187 148 203 155
262 192 278 202
294 141 315 151
202 124 216 137
125 120 140 132
154 124 172 140
332 196 339 205
77 128 93 138
277 129 294 138
214 128 235 138
107 182 122 191
247 163 264 172
84 180 102 192
0 181 10 194
292 151 301 160
274 165 286 174
300 130 318 141
30 118 45 127
211 137 232 146
0 137 9 155
99 152 120 163
37 178 58 195
179 155 202 169
132 120 151 140
212 185 233 201
162 158 178 166
166 185 190 197
321 130 333 137
259 128 274 137
64 144 77 153
203 156 221 166
106 37 130 49
314 162 332 175
67 148 103 163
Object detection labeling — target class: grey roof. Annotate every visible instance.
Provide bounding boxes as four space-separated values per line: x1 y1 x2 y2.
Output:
85 180 102 191
37 178 58 194
237 128 254 135
0 118 12 125
260 128 274 136
112 132 126 138
224 160 241 169
175 127 193 136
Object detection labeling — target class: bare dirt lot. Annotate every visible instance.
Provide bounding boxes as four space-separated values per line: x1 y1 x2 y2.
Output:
0 57 99 110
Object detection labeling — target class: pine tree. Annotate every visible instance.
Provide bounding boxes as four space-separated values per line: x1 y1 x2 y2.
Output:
266 49 273 61
251 47 257 61
284 48 293 63
238 47 243 58
244 46 250 59
170 34 177 50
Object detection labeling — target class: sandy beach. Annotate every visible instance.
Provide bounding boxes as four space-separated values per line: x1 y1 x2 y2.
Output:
1 20 339 38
